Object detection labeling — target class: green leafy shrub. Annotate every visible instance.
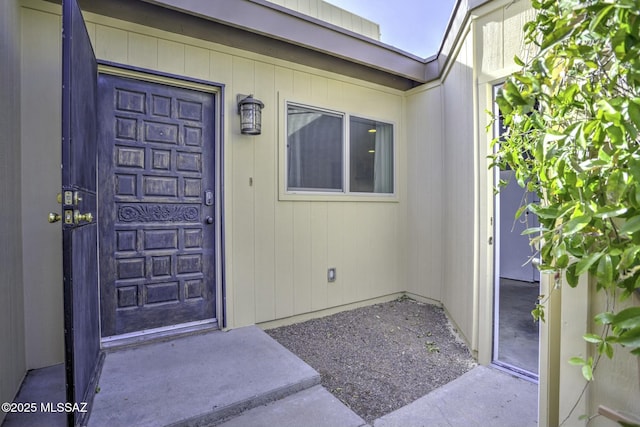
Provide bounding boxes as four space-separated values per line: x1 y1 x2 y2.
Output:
491 0 640 375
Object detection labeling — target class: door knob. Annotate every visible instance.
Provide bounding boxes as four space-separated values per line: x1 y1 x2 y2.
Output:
74 211 93 224
48 212 62 223
205 216 214 224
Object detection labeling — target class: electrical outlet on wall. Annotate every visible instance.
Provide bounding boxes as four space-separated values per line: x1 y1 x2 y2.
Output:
327 268 337 282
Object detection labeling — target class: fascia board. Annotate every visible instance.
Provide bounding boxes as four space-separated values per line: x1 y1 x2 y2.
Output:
141 0 428 83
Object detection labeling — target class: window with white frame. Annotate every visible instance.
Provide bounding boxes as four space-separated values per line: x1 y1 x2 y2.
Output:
286 103 394 194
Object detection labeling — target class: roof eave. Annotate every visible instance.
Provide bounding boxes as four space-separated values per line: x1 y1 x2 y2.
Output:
142 0 429 84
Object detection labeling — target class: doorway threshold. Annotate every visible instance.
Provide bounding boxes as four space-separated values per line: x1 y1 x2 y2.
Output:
101 319 218 351
491 360 539 383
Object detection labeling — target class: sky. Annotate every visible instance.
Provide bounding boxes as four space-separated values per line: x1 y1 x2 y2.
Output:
324 0 457 58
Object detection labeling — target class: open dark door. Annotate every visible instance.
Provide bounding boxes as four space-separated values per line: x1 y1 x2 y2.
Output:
62 0 103 425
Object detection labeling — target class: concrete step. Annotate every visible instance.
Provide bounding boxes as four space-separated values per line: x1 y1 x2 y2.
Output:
88 326 320 427
216 385 368 427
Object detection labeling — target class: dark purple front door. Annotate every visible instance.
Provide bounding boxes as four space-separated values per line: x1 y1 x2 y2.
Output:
97 75 217 337
61 1 102 425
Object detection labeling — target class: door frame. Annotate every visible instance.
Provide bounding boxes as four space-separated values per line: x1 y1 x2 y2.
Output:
97 62 226 343
490 82 539 381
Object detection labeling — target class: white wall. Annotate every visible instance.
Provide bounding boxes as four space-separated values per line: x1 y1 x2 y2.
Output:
0 0 26 420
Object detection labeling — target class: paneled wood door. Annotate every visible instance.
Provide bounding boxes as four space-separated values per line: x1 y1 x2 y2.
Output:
98 74 217 337
61 0 102 425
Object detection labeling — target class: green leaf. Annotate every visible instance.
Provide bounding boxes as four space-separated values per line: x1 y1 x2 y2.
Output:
595 312 615 325
563 214 591 235
594 206 628 219
598 99 622 124
598 341 614 359
513 55 525 67
620 215 640 235
583 333 602 344
582 363 593 381
566 264 579 287
568 356 586 366
606 170 628 205
611 307 640 329
576 252 603 276
589 5 614 31
619 245 640 270
615 327 640 348
596 254 614 287
528 204 560 219
628 99 640 130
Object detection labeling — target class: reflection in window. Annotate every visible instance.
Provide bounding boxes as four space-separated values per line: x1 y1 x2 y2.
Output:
350 117 393 193
287 105 343 191
286 103 394 195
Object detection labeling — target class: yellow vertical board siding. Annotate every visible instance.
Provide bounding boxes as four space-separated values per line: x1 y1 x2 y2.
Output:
588 292 640 427
20 1 406 333
441 33 475 346
502 1 536 69
274 67 296 320
326 203 345 307
479 13 503 74
0 0 25 417
231 55 257 327
341 205 365 303
405 85 445 302
297 0 312 16
267 0 379 40
184 45 210 81
405 93 421 298
293 202 313 314
20 7 65 370
253 61 277 323
557 279 590 426
157 39 185 75
476 1 537 84
310 203 329 311
94 25 128 64
127 32 158 69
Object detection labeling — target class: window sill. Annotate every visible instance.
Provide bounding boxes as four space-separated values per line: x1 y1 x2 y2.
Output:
279 191 399 203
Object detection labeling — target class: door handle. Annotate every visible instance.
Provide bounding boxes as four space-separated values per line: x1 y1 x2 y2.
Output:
48 212 62 223
205 216 214 224
74 210 93 224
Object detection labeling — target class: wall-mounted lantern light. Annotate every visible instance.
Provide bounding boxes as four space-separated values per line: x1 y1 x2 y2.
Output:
237 94 264 135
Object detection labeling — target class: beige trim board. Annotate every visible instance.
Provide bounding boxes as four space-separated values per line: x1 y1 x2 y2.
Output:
258 292 414 330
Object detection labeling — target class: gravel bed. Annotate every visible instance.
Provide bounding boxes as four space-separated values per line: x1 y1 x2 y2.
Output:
266 296 476 423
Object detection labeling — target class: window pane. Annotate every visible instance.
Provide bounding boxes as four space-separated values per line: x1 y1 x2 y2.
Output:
287 105 343 191
349 117 393 193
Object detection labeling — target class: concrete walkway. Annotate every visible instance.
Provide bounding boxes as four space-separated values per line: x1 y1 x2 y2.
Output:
2 326 537 427
88 326 322 427
374 365 538 427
